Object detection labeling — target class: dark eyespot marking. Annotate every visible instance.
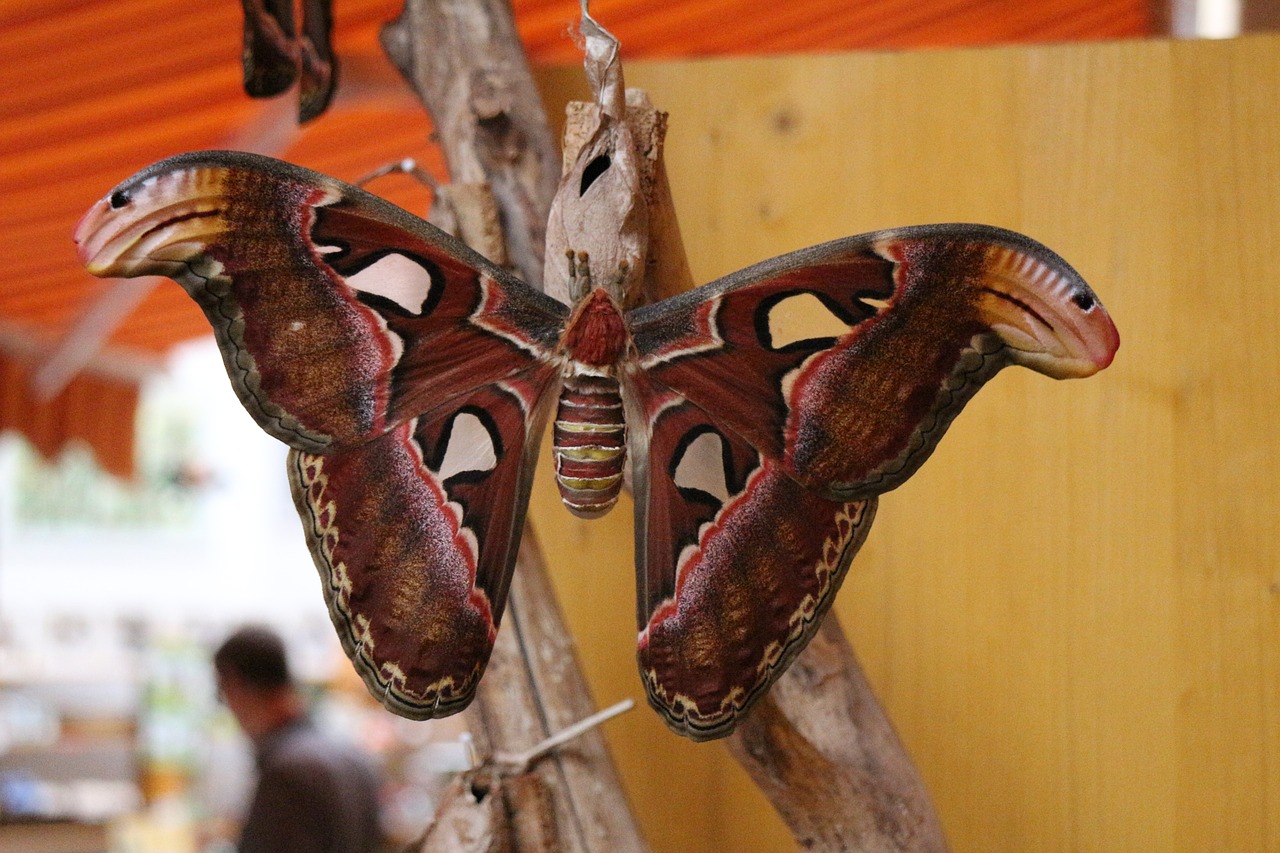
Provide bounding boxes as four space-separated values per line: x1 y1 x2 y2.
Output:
1072 290 1096 310
109 189 131 209
580 154 611 196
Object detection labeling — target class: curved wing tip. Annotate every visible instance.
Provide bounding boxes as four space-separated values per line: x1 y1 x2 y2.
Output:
326 613 482 723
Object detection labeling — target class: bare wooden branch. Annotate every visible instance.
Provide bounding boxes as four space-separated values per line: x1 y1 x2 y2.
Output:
411 535 646 853
417 766 561 853
380 0 558 287
466 532 647 853
726 618 950 852
379 4 647 852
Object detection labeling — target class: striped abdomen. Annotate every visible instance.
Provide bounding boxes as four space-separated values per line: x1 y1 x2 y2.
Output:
554 373 626 517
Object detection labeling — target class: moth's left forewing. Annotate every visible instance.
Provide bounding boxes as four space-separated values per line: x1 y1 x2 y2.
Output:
631 224 1118 501
628 241 896 464
778 226 1118 497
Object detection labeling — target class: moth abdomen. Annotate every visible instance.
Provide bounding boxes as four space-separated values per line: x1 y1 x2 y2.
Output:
553 373 626 517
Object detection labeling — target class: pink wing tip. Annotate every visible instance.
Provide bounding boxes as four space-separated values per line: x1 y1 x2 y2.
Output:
74 198 116 274
1088 305 1121 372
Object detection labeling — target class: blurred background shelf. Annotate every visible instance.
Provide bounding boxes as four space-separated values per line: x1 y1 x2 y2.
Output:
0 818 110 853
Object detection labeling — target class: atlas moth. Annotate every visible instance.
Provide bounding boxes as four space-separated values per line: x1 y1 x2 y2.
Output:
76 13 1118 741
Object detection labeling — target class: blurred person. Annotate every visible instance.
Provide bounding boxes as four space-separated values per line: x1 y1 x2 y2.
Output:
214 625 383 853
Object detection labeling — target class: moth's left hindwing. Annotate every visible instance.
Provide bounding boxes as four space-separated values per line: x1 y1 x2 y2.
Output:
77 151 569 719
625 375 877 740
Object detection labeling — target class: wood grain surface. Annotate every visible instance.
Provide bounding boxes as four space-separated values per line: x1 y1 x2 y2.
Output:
527 33 1280 853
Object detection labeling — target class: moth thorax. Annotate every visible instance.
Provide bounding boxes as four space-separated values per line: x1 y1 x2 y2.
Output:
553 373 626 518
560 288 626 368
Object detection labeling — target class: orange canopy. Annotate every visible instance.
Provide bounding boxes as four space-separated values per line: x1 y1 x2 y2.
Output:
0 0 1151 475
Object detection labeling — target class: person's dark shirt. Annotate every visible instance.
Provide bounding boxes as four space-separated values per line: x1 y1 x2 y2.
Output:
238 716 381 853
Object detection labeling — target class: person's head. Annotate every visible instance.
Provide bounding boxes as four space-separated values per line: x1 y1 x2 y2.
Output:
213 625 303 741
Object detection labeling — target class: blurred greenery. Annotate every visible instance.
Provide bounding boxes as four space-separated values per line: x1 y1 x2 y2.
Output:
12 388 204 530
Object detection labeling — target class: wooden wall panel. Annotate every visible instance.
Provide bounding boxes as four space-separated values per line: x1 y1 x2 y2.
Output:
529 33 1280 852
1169 39 1280 853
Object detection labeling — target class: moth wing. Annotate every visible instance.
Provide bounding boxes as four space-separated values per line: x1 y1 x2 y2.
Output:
629 224 1117 499
76 150 569 454
291 366 560 719
625 374 876 740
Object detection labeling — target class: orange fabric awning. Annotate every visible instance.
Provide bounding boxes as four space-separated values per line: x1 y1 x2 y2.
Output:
1 348 140 479
0 0 1153 476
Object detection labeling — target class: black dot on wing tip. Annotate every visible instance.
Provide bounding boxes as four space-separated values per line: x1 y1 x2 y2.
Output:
108 189 131 210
